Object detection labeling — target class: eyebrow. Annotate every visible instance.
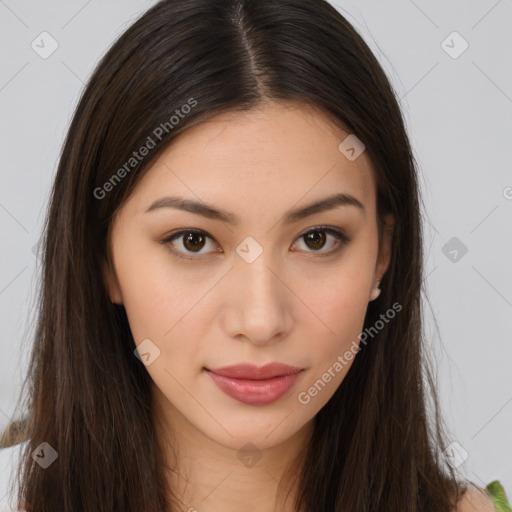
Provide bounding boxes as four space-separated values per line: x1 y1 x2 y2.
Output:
145 192 365 225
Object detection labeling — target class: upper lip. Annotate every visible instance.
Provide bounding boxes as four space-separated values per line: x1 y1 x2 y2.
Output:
206 363 304 380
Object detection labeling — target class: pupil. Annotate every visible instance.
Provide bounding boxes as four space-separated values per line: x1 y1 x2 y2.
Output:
305 231 326 250
184 232 205 252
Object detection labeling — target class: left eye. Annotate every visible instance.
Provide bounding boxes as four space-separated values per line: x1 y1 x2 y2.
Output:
292 227 349 254
161 227 350 260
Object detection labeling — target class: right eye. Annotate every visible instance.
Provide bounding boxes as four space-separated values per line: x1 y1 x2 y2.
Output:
161 229 221 260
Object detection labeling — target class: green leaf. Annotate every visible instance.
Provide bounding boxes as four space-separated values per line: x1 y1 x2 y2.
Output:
486 481 512 512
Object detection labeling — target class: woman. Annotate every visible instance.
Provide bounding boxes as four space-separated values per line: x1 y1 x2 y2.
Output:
0 0 509 510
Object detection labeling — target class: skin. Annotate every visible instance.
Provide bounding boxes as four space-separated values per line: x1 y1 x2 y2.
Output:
457 487 496 512
105 98 395 512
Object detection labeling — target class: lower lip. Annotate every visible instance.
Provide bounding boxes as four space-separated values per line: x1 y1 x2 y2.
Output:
205 369 303 405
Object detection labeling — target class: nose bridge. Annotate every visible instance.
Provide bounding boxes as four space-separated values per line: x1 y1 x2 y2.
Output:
226 239 292 343
238 250 279 300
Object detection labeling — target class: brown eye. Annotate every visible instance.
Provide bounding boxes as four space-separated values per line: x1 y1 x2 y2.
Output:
293 227 350 256
162 229 218 260
303 230 327 251
182 231 206 252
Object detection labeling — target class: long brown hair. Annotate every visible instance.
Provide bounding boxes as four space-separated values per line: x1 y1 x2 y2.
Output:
6 0 468 510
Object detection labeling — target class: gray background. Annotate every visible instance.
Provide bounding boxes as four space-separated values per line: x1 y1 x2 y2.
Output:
1 0 511 494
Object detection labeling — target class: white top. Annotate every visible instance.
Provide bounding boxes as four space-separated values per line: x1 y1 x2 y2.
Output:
0 442 27 512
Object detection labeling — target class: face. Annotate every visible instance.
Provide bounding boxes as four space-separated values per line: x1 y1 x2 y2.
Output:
105 99 394 452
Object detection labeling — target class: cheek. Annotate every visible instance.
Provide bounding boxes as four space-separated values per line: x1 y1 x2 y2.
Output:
295 259 371 338
112 235 207 341
113 240 217 389
116 262 172 343
314 290 367 366
291 262 372 396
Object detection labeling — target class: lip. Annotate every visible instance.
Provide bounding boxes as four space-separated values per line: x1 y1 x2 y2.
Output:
205 363 304 405
207 362 304 379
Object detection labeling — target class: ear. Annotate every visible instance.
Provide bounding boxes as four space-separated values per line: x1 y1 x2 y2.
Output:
374 213 395 285
102 257 123 305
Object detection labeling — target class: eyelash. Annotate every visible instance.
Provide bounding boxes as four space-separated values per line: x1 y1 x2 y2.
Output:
160 226 351 261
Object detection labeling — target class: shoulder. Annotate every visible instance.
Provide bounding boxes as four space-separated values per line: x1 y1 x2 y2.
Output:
0 441 28 512
456 483 496 512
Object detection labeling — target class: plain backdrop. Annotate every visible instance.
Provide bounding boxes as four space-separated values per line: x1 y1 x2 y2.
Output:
0 0 511 495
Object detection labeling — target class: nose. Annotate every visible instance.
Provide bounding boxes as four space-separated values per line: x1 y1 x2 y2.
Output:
221 248 294 346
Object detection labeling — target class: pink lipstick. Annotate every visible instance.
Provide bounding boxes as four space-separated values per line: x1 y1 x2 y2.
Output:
205 363 304 405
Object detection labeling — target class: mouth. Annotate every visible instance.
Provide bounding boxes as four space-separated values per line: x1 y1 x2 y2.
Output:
205 362 304 380
204 363 304 406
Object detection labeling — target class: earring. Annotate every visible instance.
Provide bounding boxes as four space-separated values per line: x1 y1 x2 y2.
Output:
369 281 381 301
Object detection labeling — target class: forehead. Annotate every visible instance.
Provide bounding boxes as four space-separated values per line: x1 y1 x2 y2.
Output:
124 99 376 219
